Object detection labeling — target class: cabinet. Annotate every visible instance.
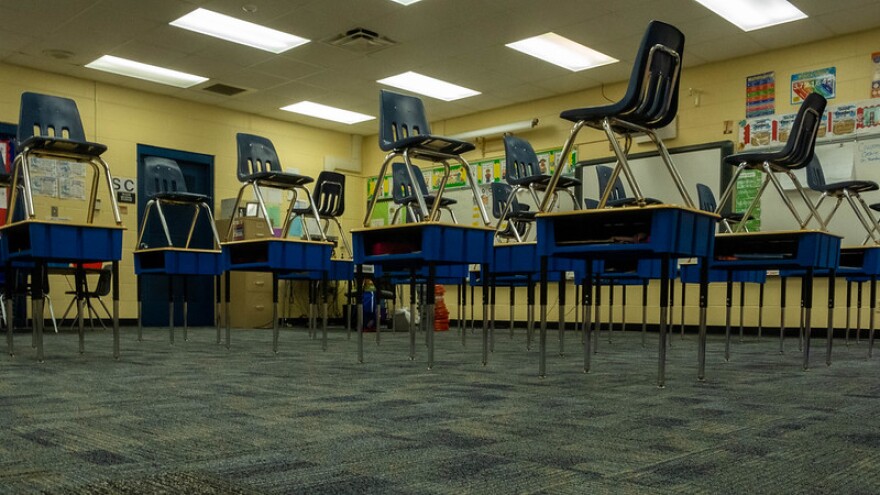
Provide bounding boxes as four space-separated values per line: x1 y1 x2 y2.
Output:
216 217 275 328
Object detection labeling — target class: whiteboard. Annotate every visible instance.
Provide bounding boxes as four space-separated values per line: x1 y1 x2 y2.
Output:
576 141 735 211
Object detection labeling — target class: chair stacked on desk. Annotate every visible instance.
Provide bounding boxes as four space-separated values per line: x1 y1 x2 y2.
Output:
133 156 224 345
1 92 124 361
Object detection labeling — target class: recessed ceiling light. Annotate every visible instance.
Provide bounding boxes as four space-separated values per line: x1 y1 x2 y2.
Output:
85 55 208 88
281 101 375 125
389 0 424 5
692 0 807 31
377 72 480 101
170 8 309 53
506 33 618 72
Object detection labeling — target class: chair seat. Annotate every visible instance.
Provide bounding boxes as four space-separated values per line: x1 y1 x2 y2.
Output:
246 171 314 188
390 135 475 156
723 149 806 169
511 174 582 189
20 136 107 157
606 197 663 208
398 194 457 208
152 191 209 203
813 180 879 194
559 100 633 125
509 210 538 221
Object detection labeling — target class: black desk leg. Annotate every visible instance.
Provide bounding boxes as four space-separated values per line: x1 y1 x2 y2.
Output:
272 273 279 354
538 256 548 378
593 280 601 354
427 263 436 371
738 282 746 342
215 275 221 344
136 273 143 342
869 276 877 359
458 280 465 336
75 264 86 354
308 281 315 340
33 263 45 362
489 274 496 354
346 280 352 339
183 276 189 342
509 285 516 339
470 283 476 336
558 272 566 357
826 271 835 366
575 284 581 338
607 283 614 344
356 265 365 363
322 272 329 351
527 276 535 351
375 279 381 346
657 256 670 388
168 276 175 345
410 269 417 360
698 260 710 381
845 280 852 345
857 281 864 343
622 284 627 334
112 260 120 360
802 269 814 371
779 277 788 354
680 281 687 339
724 272 733 362
799 280 806 353
5 263 13 356
641 280 648 348
583 267 594 373
758 282 765 340
667 279 674 349
481 266 489 366
224 271 231 349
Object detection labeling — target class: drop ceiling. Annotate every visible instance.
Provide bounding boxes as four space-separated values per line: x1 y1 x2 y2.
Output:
1 0 879 135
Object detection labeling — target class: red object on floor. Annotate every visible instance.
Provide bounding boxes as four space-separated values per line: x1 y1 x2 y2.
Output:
434 285 449 331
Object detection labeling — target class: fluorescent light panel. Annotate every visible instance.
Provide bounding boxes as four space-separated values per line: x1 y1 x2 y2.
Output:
389 0 424 4
281 101 374 125
506 32 618 72
171 8 309 53
85 55 208 88
377 72 480 101
692 0 807 31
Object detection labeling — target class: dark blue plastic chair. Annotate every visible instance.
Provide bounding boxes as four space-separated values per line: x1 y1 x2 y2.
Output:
290 171 351 257
137 156 220 249
715 92 828 232
11 92 120 225
595 165 662 208
696 183 751 233
228 133 324 242
803 156 880 243
504 135 581 212
540 21 691 211
364 90 488 226
390 162 457 224
491 182 536 242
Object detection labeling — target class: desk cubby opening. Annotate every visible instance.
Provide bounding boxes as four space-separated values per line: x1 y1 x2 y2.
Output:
552 210 653 246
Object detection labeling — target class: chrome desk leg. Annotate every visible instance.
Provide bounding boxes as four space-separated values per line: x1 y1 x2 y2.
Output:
527 278 535 351
470 283 476 335
657 257 670 388
680 281 687 339
779 277 787 354
33 263 46 362
738 282 745 342
593 282 601 354
607 283 614 344
857 281 864 343
724 275 733 362
461 280 468 347
826 272 835 366
76 266 86 354
803 271 814 371
539 257 548 378
697 261 710 381
112 261 120 360
272 273 279 354
845 280 852 345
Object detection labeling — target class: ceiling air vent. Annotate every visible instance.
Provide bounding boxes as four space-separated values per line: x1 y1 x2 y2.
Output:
326 28 396 54
202 83 247 96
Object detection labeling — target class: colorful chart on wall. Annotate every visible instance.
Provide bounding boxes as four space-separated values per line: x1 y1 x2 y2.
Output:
746 71 775 118
791 67 836 104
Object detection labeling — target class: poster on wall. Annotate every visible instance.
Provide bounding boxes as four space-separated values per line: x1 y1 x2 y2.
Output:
746 71 775 118
872 52 880 98
791 67 836 104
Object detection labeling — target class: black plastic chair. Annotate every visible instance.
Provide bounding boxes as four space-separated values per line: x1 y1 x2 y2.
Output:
540 21 692 211
390 162 458 224
696 183 751 233
504 135 581 212
136 156 220 249
61 266 112 331
491 182 536 242
803 156 880 243
595 165 663 208
364 90 488 226
10 92 121 225
715 92 828 232
290 171 351 257
226 133 324 242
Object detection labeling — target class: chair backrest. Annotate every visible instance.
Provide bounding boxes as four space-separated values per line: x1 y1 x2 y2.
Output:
18 92 88 144
695 183 717 213
804 156 826 191
595 165 627 202
144 156 188 198
619 21 685 128
236 133 282 181
503 135 542 184
774 93 827 170
312 171 345 217
491 182 526 220
391 162 431 203
379 90 432 152
94 267 112 297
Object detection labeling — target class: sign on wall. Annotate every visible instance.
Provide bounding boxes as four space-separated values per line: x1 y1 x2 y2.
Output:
113 176 137 204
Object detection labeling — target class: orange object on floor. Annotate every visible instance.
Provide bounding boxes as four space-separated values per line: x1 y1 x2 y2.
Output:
434 285 449 331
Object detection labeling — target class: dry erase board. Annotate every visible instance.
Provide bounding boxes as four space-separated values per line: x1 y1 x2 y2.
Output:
575 141 736 212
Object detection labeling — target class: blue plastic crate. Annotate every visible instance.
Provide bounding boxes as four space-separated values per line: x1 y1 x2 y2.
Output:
352 223 494 268
222 239 332 273
491 243 585 276
134 248 225 276
0 221 123 262
712 231 841 271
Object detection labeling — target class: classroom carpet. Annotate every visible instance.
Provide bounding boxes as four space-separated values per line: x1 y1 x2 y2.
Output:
1 323 879 494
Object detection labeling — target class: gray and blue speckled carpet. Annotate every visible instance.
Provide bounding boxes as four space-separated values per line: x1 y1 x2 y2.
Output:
2 324 879 494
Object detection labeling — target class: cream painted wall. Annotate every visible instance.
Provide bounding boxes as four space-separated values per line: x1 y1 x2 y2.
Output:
0 63 368 320
363 26 880 329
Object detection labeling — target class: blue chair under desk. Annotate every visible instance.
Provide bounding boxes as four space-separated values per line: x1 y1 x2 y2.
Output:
712 231 841 373
351 222 495 369
3 92 124 362
537 205 719 387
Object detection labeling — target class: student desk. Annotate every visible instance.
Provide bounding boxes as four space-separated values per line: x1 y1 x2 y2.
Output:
1 220 124 361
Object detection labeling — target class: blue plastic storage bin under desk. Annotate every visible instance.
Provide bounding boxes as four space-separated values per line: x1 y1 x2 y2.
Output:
536 206 718 261
780 245 880 280
352 223 494 268
279 258 354 281
222 238 333 273
491 242 585 276
679 262 767 284
0 221 123 262
380 264 470 285
134 248 225 276
712 231 841 271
